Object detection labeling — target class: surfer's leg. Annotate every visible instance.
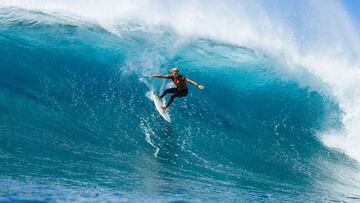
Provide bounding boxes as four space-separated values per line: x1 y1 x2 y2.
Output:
166 89 188 107
160 88 177 98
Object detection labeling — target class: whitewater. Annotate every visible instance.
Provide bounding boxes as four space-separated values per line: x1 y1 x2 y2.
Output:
1 0 360 202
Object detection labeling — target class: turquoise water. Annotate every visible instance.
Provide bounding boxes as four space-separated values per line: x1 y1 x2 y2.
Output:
1 6 360 202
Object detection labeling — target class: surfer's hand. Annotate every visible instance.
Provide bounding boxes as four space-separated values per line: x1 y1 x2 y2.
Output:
198 85 205 89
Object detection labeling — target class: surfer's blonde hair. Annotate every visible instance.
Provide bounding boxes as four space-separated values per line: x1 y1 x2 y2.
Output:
170 68 179 73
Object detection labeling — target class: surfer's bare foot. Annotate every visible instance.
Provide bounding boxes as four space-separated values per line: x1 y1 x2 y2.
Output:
161 105 167 110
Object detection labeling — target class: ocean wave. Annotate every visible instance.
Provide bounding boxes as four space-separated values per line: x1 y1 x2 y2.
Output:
1 3 360 201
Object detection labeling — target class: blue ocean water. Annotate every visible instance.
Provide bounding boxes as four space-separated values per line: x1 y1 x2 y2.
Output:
1 5 360 202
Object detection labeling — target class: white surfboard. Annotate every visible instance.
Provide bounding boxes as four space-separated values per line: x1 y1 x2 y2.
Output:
152 92 171 122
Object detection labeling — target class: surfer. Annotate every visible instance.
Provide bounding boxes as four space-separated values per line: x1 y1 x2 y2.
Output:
150 68 204 110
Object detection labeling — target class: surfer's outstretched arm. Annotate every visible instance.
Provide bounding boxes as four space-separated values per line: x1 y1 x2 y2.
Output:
150 74 172 79
186 78 205 89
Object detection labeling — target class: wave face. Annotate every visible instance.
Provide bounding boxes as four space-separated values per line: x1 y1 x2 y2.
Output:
1 2 360 202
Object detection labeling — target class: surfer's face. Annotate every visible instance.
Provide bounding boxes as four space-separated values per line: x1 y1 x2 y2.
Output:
172 71 178 77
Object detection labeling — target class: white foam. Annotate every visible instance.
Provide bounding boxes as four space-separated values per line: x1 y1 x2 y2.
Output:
2 0 360 162
140 119 160 157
